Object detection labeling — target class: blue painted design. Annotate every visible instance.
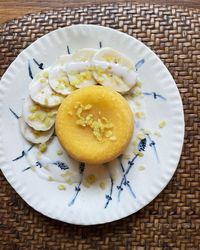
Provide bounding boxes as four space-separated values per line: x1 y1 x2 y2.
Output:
138 138 147 152
13 145 34 161
67 45 71 54
117 138 146 201
135 59 145 71
117 155 136 202
35 161 42 168
79 162 85 173
99 41 102 48
51 161 69 170
22 166 32 172
117 154 138 201
146 134 160 163
143 92 167 101
23 159 68 171
9 108 19 119
22 160 42 172
104 164 114 208
33 58 44 70
28 61 33 79
68 162 85 206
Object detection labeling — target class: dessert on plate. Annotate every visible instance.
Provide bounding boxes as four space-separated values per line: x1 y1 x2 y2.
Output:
19 47 137 164
56 85 134 164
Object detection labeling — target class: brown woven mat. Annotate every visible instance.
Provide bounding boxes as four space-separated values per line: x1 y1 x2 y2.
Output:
0 2 200 249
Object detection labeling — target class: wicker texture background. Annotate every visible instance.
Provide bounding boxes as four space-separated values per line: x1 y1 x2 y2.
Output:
0 2 200 249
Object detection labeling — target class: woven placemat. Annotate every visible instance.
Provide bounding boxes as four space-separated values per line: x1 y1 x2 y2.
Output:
0 2 200 249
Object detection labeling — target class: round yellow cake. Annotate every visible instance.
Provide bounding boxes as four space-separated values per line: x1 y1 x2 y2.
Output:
55 85 134 164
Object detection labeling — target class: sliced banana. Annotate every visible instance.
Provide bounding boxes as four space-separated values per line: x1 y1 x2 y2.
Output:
71 48 98 62
92 61 137 94
92 47 137 94
54 54 73 66
66 63 97 89
49 49 98 95
93 47 135 69
66 48 98 88
19 117 54 144
22 97 57 131
49 66 74 96
49 54 75 96
65 48 97 89
29 67 64 107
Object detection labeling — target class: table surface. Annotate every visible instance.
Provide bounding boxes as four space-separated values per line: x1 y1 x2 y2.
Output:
0 0 200 25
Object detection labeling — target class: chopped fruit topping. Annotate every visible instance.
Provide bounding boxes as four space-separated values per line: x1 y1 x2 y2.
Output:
159 121 166 128
86 174 96 184
57 150 63 155
100 182 105 190
137 134 146 140
38 142 47 152
138 166 145 170
40 79 46 84
154 131 162 137
58 184 66 190
123 154 131 159
42 71 49 79
48 176 53 181
73 102 116 142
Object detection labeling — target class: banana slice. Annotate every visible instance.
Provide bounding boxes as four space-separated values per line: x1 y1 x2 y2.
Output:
54 54 74 66
92 47 137 94
49 66 74 96
92 61 137 94
49 49 98 95
22 97 57 131
71 48 98 62
66 48 97 89
66 63 97 89
29 67 64 107
19 117 54 144
93 47 134 69
49 54 75 96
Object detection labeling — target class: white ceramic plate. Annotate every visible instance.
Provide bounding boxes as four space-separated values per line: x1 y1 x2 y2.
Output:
0 25 184 225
